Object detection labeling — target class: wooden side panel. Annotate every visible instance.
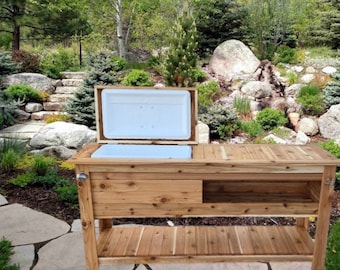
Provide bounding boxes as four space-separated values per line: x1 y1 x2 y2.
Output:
91 179 202 204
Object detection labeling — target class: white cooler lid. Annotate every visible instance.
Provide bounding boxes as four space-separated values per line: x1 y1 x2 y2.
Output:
101 89 191 140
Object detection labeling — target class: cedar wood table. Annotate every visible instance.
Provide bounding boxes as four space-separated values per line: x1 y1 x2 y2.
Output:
69 143 339 270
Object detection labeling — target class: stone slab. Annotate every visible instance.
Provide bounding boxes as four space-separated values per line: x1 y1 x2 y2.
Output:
33 232 130 270
10 245 35 270
0 194 8 206
270 262 312 270
0 203 70 245
0 122 45 140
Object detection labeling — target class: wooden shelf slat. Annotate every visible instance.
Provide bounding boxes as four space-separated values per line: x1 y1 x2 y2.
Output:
97 226 314 261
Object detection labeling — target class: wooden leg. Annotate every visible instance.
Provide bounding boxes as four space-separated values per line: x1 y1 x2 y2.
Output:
296 218 309 230
99 219 112 233
311 166 335 270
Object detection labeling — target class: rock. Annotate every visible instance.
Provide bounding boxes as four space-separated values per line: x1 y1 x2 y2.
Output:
305 66 316 73
61 78 83 87
60 71 87 79
270 97 287 111
4 73 56 93
25 102 43 113
55 86 78 94
198 121 210 143
241 81 272 99
209 39 260 82
14 109 30 121
322 66 337 75
262 134 287 144
296 117 318 136
30 145 77 159
43 102 63 111
48 94 73 103
296 131 310 145
286 97 299 113
300 74 315 84
29 121 97 149
284 84 304 98
290 66 304 73
318 104 340 140
288 112 300 127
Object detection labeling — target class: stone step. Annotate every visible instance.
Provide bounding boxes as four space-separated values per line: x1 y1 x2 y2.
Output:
43 102 63 111
60 71 87 79
48 94 73 103
55 86 78 94
61 78 83 87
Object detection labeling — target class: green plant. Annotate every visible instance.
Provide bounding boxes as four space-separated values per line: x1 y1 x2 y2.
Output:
32 169 59 188
33 155 56 176
297 84 324 115
319 140 340 159
233 96 251 118
323 73 340 109
44 114 70 124
197 81 219 107
191 68 206 83
121 69 153 86
274 45 298 64
0 52 18 89
256 108 287 131
4 84 41 103
54 179 78 204
0 138 26 159
0 149 20 172
239 120 263 138
12 50 42 73
199 104 239 139
326 219 340 270
0 238 20 270
9 172 36 188
287 71 298 85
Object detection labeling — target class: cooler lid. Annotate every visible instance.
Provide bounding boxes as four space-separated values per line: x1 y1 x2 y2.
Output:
95 87 197 144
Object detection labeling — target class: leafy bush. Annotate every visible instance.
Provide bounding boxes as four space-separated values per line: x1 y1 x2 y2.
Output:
54 179 78 204
40 46 79 79
9 172 36 188
121 69 153 86
0 238 20 270
256 108 287 131
239 120 263 138
297 84 324 115
274 45 297 64
323 73 340 109
199 104 239 139
326 219 340 270
12 50 42 73
197 81 219 107
319 140 340 159
191 68 206 83
5 84 41 103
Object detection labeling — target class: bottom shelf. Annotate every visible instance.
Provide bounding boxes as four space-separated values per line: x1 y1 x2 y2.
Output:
97 226 314 263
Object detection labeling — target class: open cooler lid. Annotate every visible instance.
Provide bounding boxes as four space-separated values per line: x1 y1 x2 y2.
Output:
95 86 198 144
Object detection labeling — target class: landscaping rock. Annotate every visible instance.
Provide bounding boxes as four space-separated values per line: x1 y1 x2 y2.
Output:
25 102 43 113
296 131 311 145
300 74 315 84
318 104 340 140
14 109 30 121
295 117 319 136
29 121 96 149
30 145 77 159
284 83 304 97
4 73 56 93
322 66 337 75
241 81 272 99
209 39 260 82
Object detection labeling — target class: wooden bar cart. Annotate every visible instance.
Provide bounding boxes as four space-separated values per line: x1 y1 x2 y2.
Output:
69 87 339 270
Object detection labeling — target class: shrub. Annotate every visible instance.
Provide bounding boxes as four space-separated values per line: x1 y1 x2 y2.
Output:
197 81 219 107
121 69 153 86
0 91 24 128
233 96 251 119
326 219 340 270
191 68 206 83
12 50 42 73
0 149 20 172
297 84 324 115
274 45 298 64
0 238 20 270
5 84 41 103
199 104 239 139
33 155 56 176
323 73 340 109
319 140 340 159
9 172 36 188
40 46 79 79
239 120 263 138
0 53 18 89
44 114 70 124
256 108 287 131
54 179 78 204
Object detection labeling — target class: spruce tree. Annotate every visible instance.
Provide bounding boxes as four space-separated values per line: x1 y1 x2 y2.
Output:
323 73 340 109
0 53 18 90
64 52 126 129
164 1 198 87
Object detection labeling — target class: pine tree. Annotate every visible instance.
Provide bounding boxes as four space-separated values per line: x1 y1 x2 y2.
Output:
323 73 340 109
164 1 198 87
64 52 126 129
0 53 18 90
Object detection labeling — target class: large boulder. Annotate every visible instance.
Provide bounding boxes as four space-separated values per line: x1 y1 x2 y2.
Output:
209 39 260 82
296 117 319 136
29 121 96 149
240 81 272 99
4 73 56 93
318 104 340 140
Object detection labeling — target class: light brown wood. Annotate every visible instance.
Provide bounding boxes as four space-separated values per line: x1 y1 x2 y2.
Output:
69 143 339 270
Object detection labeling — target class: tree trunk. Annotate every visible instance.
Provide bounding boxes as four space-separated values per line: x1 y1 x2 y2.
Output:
12 24 20 53
115 0 126 59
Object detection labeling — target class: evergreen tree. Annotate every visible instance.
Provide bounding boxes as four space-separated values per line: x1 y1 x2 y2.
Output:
64 52 126 129
0 53 18 89
164 1 198 87
323 73 340 109
192 0 248 58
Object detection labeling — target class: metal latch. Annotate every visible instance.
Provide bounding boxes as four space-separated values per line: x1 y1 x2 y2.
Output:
326 177 334 186
77 172 88 182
